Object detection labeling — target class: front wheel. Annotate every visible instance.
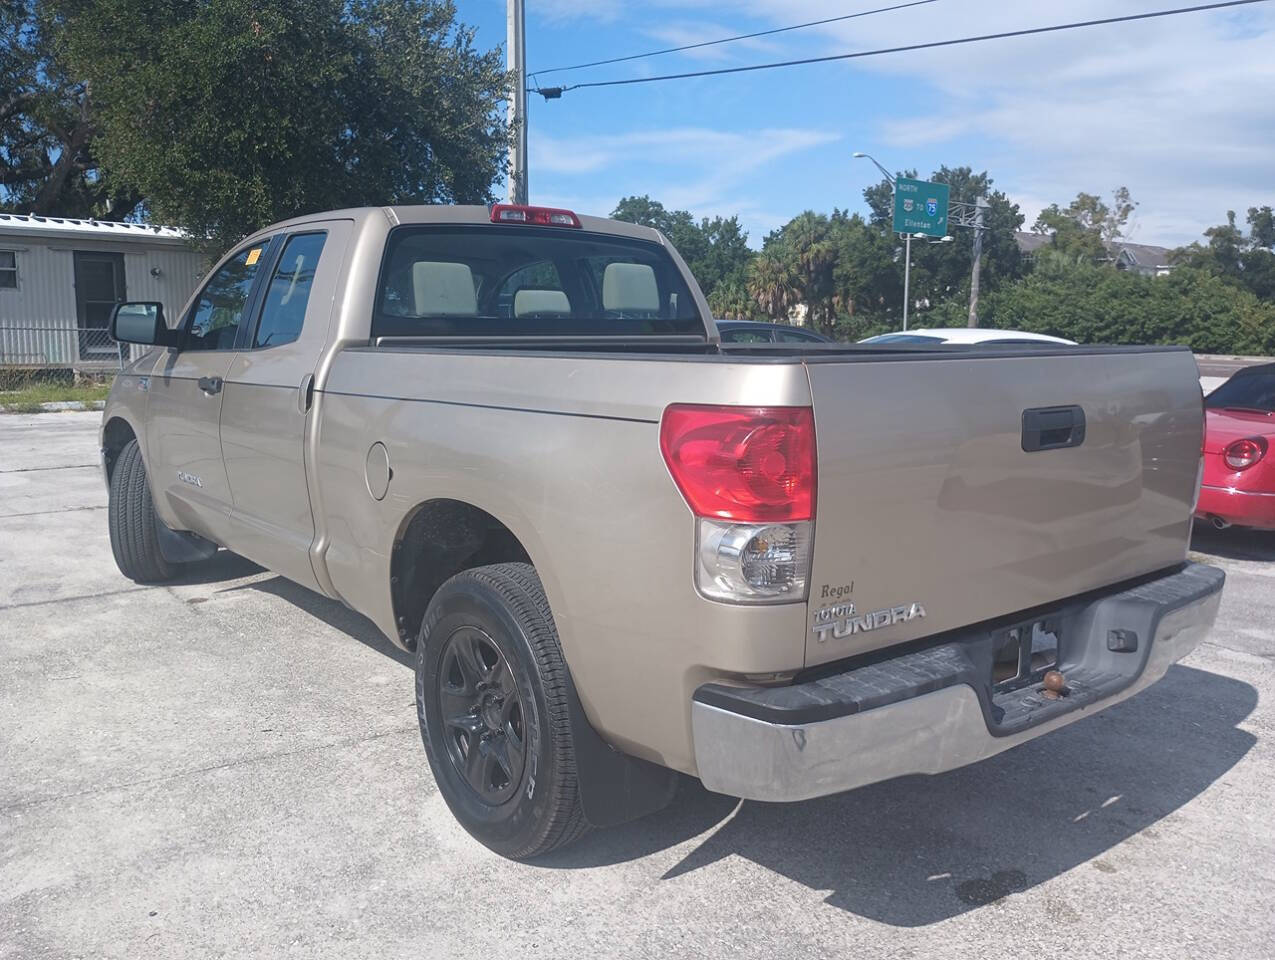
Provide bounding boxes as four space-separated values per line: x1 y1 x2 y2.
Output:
415 563 588 859
107 439 177 584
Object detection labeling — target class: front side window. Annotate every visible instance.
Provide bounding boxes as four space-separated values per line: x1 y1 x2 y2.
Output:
184 241 269 351
254 232 327 348
0 250 16 289
373 225 705 339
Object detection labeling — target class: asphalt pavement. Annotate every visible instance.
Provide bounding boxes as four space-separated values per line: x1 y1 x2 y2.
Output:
2 412 1273 959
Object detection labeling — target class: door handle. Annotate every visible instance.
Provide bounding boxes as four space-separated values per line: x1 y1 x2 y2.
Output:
298 373 315 414
197 376 223 396
1022 405 1085 452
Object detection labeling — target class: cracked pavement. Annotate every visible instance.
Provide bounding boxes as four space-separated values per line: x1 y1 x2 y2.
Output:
2 412 1273 959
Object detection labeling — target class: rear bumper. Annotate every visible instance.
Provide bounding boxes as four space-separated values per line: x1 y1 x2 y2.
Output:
1196 483 1275 530
691 562 1224 802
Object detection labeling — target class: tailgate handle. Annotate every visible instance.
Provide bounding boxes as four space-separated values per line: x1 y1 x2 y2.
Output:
1022 405 1085 452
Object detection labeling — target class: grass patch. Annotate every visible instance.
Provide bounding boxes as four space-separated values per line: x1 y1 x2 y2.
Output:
0 380 112 412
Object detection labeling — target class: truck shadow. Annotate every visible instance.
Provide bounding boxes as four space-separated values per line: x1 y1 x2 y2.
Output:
236 572 414 668
542 665 1257 928
213 570 1257 927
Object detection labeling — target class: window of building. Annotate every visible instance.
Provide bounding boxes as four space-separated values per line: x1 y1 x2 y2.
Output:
0 251 17 289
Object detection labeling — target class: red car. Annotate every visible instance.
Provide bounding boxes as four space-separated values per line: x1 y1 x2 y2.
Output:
1196 362 1275 530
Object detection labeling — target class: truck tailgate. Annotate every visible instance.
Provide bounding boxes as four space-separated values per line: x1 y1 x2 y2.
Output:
804 346 1203 667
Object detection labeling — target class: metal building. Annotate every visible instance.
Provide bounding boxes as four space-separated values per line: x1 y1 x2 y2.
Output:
0 214 206 371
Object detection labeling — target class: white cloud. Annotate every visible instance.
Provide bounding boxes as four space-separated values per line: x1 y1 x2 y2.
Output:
737 0 1275 245
636 19 780 62
530 125 841 242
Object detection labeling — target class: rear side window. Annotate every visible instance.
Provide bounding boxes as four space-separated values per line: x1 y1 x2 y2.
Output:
372 225 705 339
1205 369 1275 412
185 241 270 351
775 328 825 343
254 232 327 348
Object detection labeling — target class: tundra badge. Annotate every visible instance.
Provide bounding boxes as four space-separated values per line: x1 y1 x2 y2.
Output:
812 600 927 643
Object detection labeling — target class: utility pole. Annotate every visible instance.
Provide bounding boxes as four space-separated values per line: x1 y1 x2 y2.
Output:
507 0 528 204
966 196 987 327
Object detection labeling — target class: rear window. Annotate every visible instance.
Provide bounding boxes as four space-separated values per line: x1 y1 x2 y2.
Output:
373 225 705 339
1205 369 1275 412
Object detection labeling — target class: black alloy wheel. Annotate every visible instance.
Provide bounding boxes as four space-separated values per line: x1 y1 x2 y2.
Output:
437 626 527 805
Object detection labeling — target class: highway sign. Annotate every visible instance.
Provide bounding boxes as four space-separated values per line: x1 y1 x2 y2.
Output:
893 177 950 237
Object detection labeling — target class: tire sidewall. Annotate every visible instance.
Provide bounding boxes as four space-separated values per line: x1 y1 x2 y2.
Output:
416 577 559 853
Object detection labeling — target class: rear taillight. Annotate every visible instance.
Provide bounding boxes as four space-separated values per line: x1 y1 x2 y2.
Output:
489 203 581 227
1224 436 1267 471
660 405 816 603
659 405 815 522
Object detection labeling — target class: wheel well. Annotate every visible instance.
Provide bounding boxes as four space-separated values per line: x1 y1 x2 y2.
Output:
102 418 137 482
391 500 532 648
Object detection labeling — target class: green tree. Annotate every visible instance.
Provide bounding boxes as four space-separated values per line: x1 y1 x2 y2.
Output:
746 250 800 321
1173 207 1275 302
931 257 1275 355
827 210 900 330
1033 187 1137 264
861 165 1024 327
48 0 508 249
1 0 135 216
752 211 838 334
610 195 754 301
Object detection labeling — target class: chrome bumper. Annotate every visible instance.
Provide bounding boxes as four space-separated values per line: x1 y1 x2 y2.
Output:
692 564 1224 803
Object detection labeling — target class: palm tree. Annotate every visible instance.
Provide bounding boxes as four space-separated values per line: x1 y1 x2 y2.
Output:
747 252 800 321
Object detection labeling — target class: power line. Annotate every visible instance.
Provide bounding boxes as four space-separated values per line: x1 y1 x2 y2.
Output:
530 0 943 77
533 0 1269 98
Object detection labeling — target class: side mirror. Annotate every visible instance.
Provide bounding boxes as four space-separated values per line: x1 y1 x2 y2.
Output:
109 302 179 348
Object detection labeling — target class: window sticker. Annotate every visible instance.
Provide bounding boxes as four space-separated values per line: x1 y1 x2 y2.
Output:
245 247 262 266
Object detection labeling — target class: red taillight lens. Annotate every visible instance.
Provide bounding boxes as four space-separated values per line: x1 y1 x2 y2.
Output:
489 203 581 227
659 405 816 522
1224 436 1267 471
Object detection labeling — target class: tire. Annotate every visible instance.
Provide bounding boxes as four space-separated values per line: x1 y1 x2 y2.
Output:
108 439 177 584
415 562 588 859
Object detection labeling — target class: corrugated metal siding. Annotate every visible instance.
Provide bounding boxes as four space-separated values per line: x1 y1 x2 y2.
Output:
0 317 84 366
0 233 207 368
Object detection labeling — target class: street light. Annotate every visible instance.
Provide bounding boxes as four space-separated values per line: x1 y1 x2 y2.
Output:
852 151 895 187
855 152 919 329
899 234 953 330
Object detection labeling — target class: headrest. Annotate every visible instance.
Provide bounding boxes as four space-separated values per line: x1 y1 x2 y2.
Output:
411 261 477 316
602 262 659 313
514 289 572 318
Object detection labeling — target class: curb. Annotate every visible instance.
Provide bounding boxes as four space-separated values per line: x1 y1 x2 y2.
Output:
0 400 107 414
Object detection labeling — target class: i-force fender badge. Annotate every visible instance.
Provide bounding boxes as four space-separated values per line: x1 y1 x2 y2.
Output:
177 470 203 488
812 601 927 643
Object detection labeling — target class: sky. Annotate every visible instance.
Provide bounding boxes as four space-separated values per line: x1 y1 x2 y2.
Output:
463 0 1275 249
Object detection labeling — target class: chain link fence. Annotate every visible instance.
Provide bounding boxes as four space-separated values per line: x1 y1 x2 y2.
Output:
0 320 135 403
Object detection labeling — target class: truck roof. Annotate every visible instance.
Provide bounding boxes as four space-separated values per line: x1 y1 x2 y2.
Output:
240 204 666 247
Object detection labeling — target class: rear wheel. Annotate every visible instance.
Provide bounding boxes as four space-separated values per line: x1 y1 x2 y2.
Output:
415 562 588 859
107 439 177 583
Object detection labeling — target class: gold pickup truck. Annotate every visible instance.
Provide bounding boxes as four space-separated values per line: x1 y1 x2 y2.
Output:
101 204 1224 859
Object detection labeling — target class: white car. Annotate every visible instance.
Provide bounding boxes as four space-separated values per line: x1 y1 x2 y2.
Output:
860 328 1076 346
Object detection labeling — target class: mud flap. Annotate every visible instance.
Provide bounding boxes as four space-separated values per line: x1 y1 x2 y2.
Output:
156 521 220 564
565 670 680 828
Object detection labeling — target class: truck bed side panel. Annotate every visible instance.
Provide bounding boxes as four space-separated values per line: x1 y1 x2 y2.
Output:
313 348 812 774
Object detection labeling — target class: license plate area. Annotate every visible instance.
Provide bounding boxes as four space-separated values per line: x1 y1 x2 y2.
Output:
991 618 1060 692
